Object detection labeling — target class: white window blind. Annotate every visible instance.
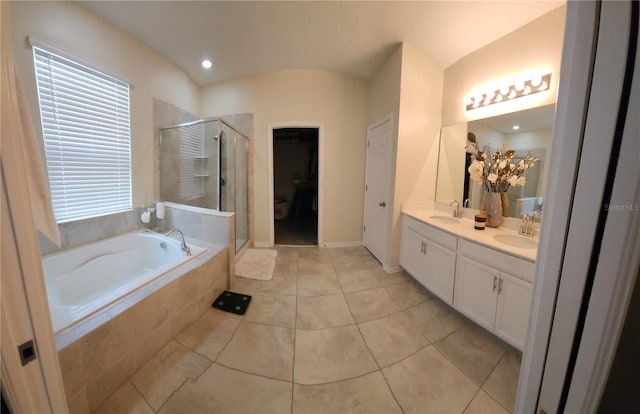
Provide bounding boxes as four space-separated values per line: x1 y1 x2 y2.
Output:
33 46 132 223
178 123 205 201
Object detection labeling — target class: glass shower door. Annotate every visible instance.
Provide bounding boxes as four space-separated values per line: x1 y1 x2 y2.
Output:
235 135 249 250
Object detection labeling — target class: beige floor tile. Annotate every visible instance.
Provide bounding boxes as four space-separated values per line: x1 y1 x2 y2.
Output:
298 257 334 275
482 348 522 412
296 294 355 329
159 363 292 414
217 322 295 381
233 272 297 296
294 325 377 384
435 324 506 385
131 341 211 411
66 388 89 414
406 297 466 342
359 312 429 368
244 293 297 328
327 246 370 259
297 272 342 296
293 371 402 414
273 256 298 275
383 346 478 414
175 311 240 360
330 254 373 272
337 268 382 292
93 382 154 414
374 270 413 287
344 287 401 323
385 279 431 309
464 390 510 414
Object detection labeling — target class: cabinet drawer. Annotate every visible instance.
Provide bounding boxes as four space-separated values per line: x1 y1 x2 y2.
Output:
403 215 457 251
458 239 535 283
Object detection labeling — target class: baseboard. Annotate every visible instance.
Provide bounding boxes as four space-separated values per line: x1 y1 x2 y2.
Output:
253 241 272 248
322 241 364 248
383 264 402 274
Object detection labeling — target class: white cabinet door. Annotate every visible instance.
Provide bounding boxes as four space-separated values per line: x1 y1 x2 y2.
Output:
495 272 532 350
363 116 393 263
454 256 499 332
423 239 456 304
399 227 426 281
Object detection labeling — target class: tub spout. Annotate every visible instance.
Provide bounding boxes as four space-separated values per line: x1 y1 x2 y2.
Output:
164 229 192 256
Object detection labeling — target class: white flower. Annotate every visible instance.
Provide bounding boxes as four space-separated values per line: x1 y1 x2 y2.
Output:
498 160 507 170
468 160 484 182
508 175 519 186
487 173 498 183
516 176 526 186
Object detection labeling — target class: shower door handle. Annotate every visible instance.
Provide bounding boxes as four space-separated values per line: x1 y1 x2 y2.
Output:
379 202 386 207
220 176 226 186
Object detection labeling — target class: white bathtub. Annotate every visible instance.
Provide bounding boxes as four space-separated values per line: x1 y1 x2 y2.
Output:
42 230 205 333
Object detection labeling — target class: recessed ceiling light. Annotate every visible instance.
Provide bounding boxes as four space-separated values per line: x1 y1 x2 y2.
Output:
513 125 520 130
201 59 212 69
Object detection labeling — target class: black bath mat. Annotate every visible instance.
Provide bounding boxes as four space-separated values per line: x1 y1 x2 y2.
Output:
212 291 252 315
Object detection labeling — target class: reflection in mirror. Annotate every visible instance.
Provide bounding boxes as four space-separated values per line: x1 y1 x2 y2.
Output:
435 104 555 217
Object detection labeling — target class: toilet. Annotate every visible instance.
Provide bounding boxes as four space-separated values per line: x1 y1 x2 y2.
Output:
274 199 288 220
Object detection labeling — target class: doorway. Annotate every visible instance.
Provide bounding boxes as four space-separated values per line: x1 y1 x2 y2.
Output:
273 127 319 245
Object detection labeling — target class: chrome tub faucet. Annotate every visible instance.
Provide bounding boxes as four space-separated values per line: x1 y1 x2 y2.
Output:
164 229 192 256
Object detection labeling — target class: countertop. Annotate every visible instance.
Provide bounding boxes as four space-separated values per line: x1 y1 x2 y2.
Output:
402 208 538 262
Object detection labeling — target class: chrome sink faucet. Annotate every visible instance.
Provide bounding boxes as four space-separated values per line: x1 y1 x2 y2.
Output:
449 200 462 218
519 214 535 237
164 229 192 256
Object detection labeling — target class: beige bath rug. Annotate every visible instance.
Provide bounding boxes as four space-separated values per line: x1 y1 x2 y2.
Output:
235 248 278 281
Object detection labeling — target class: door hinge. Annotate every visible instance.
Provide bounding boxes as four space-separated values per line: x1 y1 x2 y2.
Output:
18 339 36 366
367 141 370 148
363 226 366 232
365 185 368 191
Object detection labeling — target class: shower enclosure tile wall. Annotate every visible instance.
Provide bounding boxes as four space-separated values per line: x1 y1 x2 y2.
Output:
160 118 250 252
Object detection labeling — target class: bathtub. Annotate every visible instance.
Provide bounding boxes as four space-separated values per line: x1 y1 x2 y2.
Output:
42 230 206 333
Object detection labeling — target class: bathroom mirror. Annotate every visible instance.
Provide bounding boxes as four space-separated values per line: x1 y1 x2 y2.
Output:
435 104 555 217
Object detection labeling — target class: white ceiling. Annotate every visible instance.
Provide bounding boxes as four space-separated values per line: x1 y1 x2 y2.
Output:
79 1 564 87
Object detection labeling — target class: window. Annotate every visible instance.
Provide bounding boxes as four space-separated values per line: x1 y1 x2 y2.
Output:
33 46 132 223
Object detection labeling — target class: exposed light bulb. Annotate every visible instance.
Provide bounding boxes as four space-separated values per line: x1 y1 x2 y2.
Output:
513 125 520 130
523 85 532 95
500 86 510 95
539 81 548 91
201 59 213 69
515 80 525 91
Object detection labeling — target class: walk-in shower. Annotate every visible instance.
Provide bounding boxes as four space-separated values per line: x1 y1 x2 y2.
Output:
160 119 249 251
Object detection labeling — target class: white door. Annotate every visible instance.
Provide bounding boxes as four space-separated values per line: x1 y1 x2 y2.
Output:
363 115 393 263
399 226 426 282
423 240 456 304
454 256 499 332
495 272 532 350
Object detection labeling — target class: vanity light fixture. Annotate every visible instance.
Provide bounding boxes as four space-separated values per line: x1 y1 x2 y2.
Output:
465 73 552 111
201 59 213 69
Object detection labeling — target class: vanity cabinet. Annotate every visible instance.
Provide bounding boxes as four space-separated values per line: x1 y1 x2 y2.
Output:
400 216 457 303
454 239 534 350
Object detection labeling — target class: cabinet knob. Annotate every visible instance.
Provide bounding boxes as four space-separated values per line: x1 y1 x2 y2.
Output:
379 202 386 207
498 279 504 294
493 276 498 292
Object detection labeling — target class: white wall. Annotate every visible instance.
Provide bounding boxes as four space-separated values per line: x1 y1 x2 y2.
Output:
11 1 201 208
389 43 444 267
367 43 444 268
442 6 566 126
200 69 369 246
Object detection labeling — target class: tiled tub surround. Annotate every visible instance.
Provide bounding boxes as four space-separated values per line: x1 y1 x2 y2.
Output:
74 246 521 414
56 240 229 413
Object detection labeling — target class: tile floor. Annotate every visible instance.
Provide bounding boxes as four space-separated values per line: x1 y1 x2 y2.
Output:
92 246 522 414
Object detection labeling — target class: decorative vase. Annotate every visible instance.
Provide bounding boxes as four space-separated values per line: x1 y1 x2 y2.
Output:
480 192 504 227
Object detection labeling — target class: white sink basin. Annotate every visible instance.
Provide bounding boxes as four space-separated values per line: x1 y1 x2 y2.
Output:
428 215 461 225
493 234 538 249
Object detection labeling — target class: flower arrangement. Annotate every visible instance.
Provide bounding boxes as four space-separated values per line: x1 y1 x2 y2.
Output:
465 132 537 193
